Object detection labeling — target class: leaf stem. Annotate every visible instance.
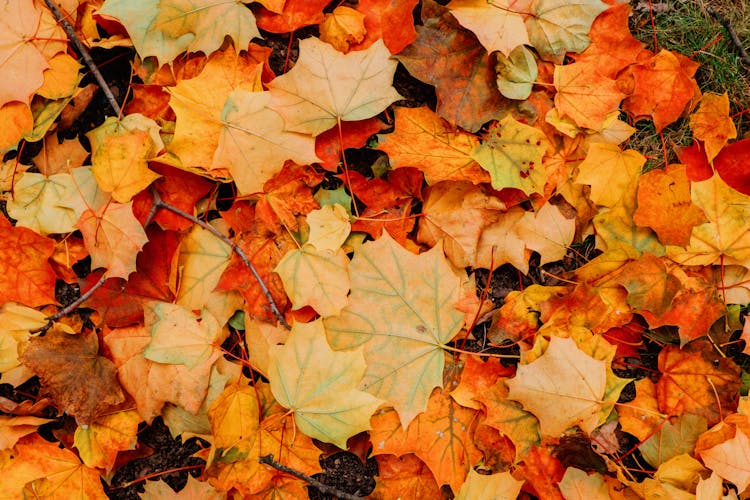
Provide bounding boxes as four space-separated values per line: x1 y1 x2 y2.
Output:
258 454 364 500
148 188 291 329
41 0 122 116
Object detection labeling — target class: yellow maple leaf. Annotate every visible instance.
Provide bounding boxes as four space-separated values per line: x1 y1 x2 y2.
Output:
214 90 320 194
689 92 737 162
268 319 382 449
274 245 350 318
325 233 464 427
447 0 530 56
73 410 140 473
76 202 149 279
268 37 402 136
87 114 162 203
506 335 606 436
319 6 366 53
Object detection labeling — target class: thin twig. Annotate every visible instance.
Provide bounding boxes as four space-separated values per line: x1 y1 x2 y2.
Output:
707 6 750 66
149 189 291 329
259 454 364 500
42 0 123 115
30 272 109 334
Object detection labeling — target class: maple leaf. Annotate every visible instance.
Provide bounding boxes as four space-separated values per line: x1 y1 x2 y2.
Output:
370 388 482 493
268 37 401 137
319 6 366 53
143 301 224 369
573 3 645 78
175 224 232 310
5 171 80 235
615 254 681 316
516 202 576 268
377 106 489 185
132 164 214 232
254 0 330 33
35 53 82 100
476 378 541 460
214 90 320 194
0 102 33 151
87 115 162 203
447 0 530 56
1 434 107 499
524 0 608 63
576 143 644 208
558 467 609 498
351 0 418 54
144 475 226 498
73 410 140 473
0 225 57 308
475 207 529 272
275 245 350 318
325 233 464 427
316 117 386 171
268 320 382 449
714 138 750 197
633 164 707 246
472 115 548 195
688 92 737 162
639 413 706 468
0 0 65 106
417 181 504 268
21 329 125 426
306 203 351 252
372 454 441 499
507 336 606 437
699 426 750 492
397 0 506 132
98 0 260 65
104 325 217 422
657 339 740 426
456 469 524 499
621 49 700 132
0 415 53 450
76 201 149 280
553 61 626 130
166 46 264 173
667 174 750 269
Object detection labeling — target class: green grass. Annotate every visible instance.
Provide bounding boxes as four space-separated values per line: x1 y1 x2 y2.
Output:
627 0 750 169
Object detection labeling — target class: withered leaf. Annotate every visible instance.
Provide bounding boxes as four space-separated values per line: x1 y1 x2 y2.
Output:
21 329 125 426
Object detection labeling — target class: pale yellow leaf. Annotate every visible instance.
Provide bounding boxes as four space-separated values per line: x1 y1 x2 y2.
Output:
268 38 401 136
558 468 609 499
506 336 606 436
176 224 232 310
214 90 319 195
306 203 351 252
448 0 530 56
143 302 224 369
325 233 464 427
700 429 750 492
275 245 350 318
455 469 524 500
269 319 382 449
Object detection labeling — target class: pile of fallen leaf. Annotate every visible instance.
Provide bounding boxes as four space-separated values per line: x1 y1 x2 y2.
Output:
1 0 750 498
